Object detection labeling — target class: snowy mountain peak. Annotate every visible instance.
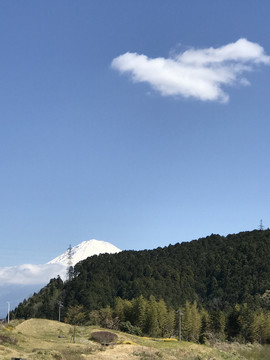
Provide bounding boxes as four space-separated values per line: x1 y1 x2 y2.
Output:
48 239 121 266
0 239 121 318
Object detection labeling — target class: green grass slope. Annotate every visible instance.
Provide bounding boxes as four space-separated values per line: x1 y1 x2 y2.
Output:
0 318 263 360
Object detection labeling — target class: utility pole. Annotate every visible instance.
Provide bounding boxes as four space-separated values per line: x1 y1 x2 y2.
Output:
58 301 63 322
177 309 184 341
7 302 10 324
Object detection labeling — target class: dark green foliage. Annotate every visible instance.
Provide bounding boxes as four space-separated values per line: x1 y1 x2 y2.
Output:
10 229 270 343
35 229 267 315
91 295 175 338
64 305 85 325
62 229 270 313
120 321 142 336
12 276 64 320
226 303 255 343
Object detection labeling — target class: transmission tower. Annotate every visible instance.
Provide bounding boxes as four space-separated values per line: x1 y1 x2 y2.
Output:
259 219 264 231
67 244 74 281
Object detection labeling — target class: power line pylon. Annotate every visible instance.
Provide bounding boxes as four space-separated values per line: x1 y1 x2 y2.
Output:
67 244 74 281
259 219 264 231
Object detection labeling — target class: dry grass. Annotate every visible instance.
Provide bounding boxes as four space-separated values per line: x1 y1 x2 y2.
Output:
0 319 251 360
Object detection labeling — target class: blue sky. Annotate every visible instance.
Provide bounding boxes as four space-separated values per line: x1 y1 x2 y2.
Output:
1 0 270 267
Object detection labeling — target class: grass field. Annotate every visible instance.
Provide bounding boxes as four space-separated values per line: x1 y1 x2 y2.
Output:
0 318 262 360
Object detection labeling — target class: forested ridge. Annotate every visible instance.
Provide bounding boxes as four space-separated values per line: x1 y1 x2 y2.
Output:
68 229 270 310
11 229 270 342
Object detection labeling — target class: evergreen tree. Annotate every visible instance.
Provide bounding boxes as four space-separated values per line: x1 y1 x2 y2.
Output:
209 310 226 341
64 305 85 325
226 304 242 340
144 296 160 337
252 311 267 344
156 299 168 337
199 309 210 344
113 297 125 322
182 301 201 342
166 307 176 338
238 303 254 343
133 295 147 329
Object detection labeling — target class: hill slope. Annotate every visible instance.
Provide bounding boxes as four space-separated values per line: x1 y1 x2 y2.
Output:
12 230 270 319
0 318 251 360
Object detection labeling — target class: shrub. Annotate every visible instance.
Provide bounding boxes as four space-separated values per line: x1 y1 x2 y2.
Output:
122 340 136 344
120 321 142 336
0 334 18 345
91 331 118 345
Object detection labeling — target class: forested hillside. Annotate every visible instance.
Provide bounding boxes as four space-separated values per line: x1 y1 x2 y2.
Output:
11 229 270 342
56 229 270 312
13 230 270 316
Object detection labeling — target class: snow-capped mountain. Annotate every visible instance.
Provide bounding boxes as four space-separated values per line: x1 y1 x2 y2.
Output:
0 239 121 318
48 239 121 266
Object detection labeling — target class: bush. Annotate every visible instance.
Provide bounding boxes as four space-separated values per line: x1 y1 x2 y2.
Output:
91 331 118 345
120 321 142 336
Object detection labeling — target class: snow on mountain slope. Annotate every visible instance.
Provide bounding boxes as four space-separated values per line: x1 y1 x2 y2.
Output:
48 239 121 266
0 239 121 318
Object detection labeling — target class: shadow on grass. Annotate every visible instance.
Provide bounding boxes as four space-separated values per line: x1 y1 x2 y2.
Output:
239 345 270 360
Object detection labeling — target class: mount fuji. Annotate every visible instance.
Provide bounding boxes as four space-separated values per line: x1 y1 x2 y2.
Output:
48 239 121 267
0 239 121 318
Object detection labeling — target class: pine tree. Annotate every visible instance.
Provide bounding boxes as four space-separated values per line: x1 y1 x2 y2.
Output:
209 310 226 340
156 299 168 337
134 295 147 330
238 303 254 343
252 311 266 344
226 304 241 340
182 301 201 342
166 307 176 338
144 296 160 337
114 297 125 322
199 309 210 344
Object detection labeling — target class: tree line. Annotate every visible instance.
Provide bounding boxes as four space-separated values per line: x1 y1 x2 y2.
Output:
64 294 270 344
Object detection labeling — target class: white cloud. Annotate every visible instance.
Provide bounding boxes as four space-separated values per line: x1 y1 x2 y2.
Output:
111 38 270 102
0 263 66 285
